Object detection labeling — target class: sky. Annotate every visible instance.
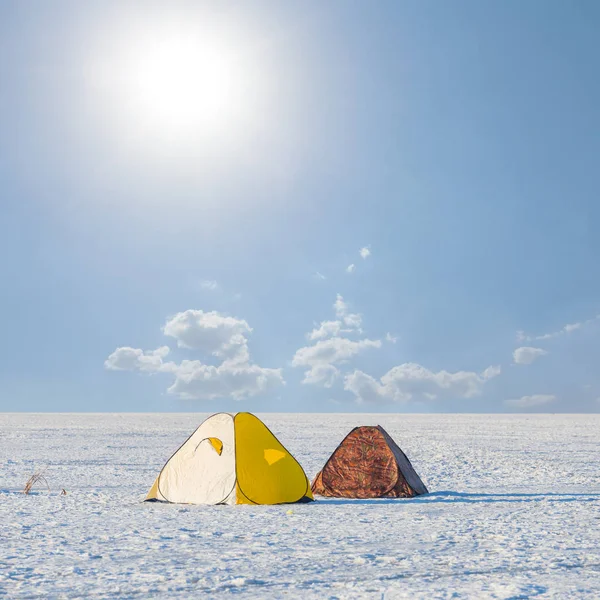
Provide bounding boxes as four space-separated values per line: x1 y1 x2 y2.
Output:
1 0 599 413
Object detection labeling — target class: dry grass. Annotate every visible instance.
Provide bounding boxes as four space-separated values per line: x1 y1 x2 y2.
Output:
23 468 50 495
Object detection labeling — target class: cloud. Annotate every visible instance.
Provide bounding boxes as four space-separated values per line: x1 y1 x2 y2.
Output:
359 246 371 259
346 264 355 274
300 364 340 388
165 359 284 401
308 320 344 341
294 294 378 385
293 337 381 371
513 346 548 365
106 310 284 401
314 272 326 281
199 280 219 291
481 365 501 379
333 294 348 317
517 314 600 342
163 310 251 359
104 346 171 373
344 362 501 404
307 295 364 342
385 332 398 344
505 394 556 409
334 294 362 330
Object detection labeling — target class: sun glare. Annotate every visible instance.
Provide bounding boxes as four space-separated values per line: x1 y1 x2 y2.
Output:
87 15 262 152
126 33 238 138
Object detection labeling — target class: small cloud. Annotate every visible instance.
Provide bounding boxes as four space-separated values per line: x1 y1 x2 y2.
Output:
359 246 371 259
104 346 171 373
517 314 600 342
334 294 362 331
346 264 355 274
307 320 343 341
200 280 219 291
513 346 548 365
505 394 556 409
482 365 501 380
314 272 327 281
334 294 348 317
163 309 252 358
385 332 398 344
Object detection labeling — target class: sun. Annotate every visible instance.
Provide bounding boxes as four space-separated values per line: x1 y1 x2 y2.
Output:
87 15 262 151
124 30 240 139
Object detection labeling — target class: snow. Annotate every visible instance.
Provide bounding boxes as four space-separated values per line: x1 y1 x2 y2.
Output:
1 413 600 599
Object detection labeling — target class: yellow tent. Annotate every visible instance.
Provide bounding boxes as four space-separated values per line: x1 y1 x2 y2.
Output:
146 412 314 505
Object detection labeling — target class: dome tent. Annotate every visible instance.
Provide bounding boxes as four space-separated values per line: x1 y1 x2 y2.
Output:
146 412 313 505
311 425 428 499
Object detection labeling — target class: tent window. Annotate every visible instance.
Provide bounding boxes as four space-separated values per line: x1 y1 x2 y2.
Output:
208 437 223 455
263 448 285 465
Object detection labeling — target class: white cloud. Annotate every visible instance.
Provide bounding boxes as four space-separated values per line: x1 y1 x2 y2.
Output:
333 294 348 317
307 295 364 344
359 246 371 259
481 365 502 380
314 272 326 281
344 362 501 404
505 395 556 409
334 294 362 330
297 294 374 385
300 364 339 388
346 264 355 274
166 359 284 401
199 280 219 291
163 310 251 359
104 346 171 373
295 293 385 386
385 332 398 344
517 314 600 342
308 320 344 341
513 346 548 365
106 310 284 401
293 337 381 386
294 337 381 368
342 312 362 330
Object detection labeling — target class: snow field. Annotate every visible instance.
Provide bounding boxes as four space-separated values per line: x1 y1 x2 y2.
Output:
1 413 599 598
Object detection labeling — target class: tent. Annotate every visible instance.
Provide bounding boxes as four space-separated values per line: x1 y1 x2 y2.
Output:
311 425 428 499
146 412 314 505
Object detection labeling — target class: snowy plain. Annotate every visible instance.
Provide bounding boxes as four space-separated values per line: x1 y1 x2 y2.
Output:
1 413 599 599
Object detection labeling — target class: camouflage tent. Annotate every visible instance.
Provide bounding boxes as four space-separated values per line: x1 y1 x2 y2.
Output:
311 425 428 499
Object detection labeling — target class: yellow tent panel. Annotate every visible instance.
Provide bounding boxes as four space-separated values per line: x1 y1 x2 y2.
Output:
234 412 313 505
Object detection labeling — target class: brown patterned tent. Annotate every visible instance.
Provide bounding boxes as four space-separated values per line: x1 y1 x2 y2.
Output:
311 425 428 499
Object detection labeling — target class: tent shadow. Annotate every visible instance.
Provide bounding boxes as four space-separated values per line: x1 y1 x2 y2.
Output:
318 491 600 505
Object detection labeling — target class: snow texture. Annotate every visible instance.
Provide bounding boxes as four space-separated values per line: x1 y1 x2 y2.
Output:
1 413 600 599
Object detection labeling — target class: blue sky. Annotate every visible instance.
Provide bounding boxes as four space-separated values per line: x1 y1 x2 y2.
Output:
1 0 599 412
